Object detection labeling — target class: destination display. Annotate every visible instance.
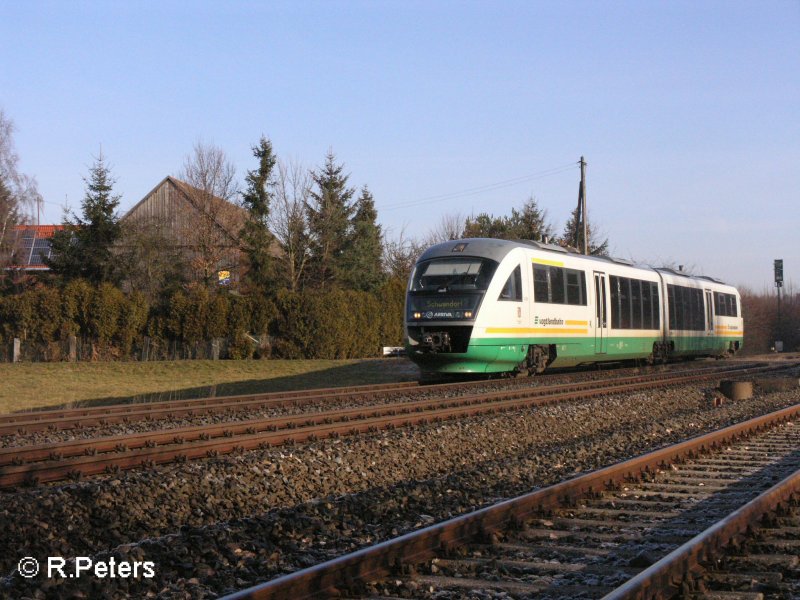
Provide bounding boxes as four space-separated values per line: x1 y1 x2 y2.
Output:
407 295 481 321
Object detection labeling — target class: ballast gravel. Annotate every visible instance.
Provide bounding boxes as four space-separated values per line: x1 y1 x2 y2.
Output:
0 362 726 449
2 378 799 599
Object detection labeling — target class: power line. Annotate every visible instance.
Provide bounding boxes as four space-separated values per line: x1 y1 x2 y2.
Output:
381 161 578 211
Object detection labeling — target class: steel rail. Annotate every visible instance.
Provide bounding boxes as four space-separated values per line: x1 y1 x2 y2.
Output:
0 362 772 469
0 380 421 435
0 363 762 435
220 402 800 600
0 364 778 489
602 466 800 599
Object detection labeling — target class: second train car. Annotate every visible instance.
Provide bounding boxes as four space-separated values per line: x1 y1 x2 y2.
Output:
405 238 743 375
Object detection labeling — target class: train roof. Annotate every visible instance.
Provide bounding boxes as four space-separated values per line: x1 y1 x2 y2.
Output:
416 238 523 264
416 238 732 288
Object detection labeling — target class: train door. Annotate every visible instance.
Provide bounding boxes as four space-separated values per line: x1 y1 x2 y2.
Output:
704 290 714 337
593 272 608 354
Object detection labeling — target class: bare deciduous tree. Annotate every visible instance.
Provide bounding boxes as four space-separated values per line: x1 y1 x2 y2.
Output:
382 225 424 282
423 212 465 246
381 213 465 282
178 141 242 286
270 159 311 292
0 109 41 268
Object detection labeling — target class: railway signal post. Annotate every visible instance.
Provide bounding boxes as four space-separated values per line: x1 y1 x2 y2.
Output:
774 258 784 351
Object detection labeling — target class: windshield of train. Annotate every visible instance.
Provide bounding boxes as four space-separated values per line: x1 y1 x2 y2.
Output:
410 258 498 292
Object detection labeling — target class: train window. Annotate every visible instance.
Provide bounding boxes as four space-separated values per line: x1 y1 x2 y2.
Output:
667 285 676 329
566 270 587 305
641 281 651 329
714 292 738 317
678 286 688 330
679 287 689 329
550 267 565 303
680 286 690 330
693 289 704 330
668 284 706 330
533 265 549 302
609 277 659 330
533 265 587 305
651 283 661 329
499 266 522 301
579 271 587 305
620 278 631 328
631 279 642 329
412 258 498 292
610 275 622 329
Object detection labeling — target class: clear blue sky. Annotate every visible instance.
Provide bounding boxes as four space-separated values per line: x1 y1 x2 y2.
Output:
2 0 798 291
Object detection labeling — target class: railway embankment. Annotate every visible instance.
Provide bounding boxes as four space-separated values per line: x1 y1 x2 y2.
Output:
2 365 799 598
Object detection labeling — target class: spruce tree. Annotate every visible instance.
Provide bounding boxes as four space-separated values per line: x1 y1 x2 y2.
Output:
463 213 510 239
240 136 277 295
47 153 122 283
305 151 355 289
560 205 609 255
463 197 553 241
340 186 384 292
511 197 553 240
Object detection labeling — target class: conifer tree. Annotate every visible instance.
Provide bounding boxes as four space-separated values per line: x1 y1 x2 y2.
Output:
340 186 384 292
560 205 609 255
463 196 553 241
47 152 122 283
305 151 355 289
240 136 277 295
463 213 509 239
513 197 553 240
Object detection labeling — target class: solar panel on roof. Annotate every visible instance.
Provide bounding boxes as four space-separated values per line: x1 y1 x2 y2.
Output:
33 237 54 263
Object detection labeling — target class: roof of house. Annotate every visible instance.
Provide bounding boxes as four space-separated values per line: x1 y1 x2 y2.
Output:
122 176 246 244
4 224 66 270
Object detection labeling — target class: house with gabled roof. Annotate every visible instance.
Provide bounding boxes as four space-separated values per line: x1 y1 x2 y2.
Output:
121 176 247 286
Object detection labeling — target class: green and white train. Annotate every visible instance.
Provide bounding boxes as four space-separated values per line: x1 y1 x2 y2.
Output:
405 238 743 376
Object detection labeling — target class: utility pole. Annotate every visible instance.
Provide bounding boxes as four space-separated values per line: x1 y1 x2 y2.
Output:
579 156 588 254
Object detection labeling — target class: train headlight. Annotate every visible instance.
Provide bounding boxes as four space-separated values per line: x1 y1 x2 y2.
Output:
413 312 422 319
464 311 473 318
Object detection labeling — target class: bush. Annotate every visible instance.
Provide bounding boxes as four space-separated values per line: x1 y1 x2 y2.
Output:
0 276 408 361
271 287 392 359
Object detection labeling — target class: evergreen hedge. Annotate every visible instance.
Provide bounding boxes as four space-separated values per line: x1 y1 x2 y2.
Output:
0 277 406 361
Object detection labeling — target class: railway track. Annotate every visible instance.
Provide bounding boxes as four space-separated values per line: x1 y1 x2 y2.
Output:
222 403 800 600
0 362 764 436
685 496 800 598
0 363 781 490
0 380 421 436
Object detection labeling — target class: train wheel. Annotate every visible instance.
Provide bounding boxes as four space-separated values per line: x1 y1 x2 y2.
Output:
527 345 550 374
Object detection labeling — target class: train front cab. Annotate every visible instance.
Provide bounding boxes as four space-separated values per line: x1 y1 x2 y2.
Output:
405 251 522 374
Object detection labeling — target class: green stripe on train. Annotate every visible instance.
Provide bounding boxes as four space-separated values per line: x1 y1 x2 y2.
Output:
407 335 742 374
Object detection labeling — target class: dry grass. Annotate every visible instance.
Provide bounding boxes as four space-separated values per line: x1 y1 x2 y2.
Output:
0 358 419 414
